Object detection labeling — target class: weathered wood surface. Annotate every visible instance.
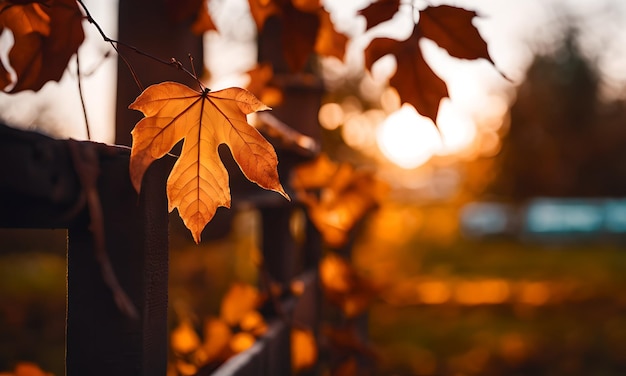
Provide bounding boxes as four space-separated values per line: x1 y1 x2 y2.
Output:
0 123 172 376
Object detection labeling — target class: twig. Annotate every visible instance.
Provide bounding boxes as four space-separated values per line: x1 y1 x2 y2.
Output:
68 139 139 319
76 0 200 90
188 53 205 92
76 53 91 141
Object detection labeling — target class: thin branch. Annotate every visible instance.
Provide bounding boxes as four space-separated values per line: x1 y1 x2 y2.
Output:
188 53 205 92
76 53 91 141
76 0 199 90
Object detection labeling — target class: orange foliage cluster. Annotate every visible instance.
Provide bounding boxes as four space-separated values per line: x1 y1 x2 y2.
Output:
169 283 268 375
0 0 84 92
292 154 388 248
0 362 52 376
169 282 318 375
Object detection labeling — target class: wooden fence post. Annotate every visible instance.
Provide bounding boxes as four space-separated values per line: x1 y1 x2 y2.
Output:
66 152 172 376
0 124 173 375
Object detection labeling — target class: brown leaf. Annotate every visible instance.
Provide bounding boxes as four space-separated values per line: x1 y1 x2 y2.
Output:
246 63 283 107
129 82 288 243
171 319 201 355
358 0 400 30
292 154 387 247
230 332 256 353
219 283 260 326
7 362 52 376
315 9 348 62
418 5 494 64
240 310 268 336
319 253 376 317
200 317 232 363
191 0 217 35
247 0 281 31
291 0 320 13
365 27 448 123
291 328 318 373
0 0 84 92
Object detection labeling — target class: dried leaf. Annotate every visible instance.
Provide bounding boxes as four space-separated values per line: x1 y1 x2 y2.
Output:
247 0 281 31
246 63 283 107
4 362 52 376
418 5 494 64
291 328 318 373
315 9 348 62
0 0 84 92
320 254 376 317
358 0 400 30
230 332 256 353
240 310 268 336
219 283 260 326
191 0 217 35
129 82 288 243
363 5 498 123
171 319 201 355
292 154 387 247
291 0 320 13
365 27 448 123
201 317 232 363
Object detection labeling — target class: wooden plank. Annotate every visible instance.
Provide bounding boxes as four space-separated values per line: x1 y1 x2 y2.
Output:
0 124 172 375
66 150 172 376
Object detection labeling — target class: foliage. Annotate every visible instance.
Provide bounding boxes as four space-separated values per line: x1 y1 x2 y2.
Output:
0 0 505 374
129 82 287 243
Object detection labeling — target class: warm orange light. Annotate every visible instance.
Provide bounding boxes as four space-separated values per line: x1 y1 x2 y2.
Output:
417 280 451 304
376 104 441 169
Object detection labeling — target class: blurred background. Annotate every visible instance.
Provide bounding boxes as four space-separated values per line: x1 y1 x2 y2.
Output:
2 0 626 375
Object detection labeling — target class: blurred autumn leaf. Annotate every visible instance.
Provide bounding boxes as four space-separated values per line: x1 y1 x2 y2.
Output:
247 0 347 72
0 362 53 376
171 319 201 355
291 328 318 373
0 0 84 92
292 154 388 248
246 63 284 107
219 283 262 326
129 82 288 243
358 0 400 31
169 283 269 374
364 5 498 124
320 253 376 318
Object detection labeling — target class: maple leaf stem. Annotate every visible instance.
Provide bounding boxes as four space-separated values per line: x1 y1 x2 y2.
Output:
75 53 91 140
188 53 205 91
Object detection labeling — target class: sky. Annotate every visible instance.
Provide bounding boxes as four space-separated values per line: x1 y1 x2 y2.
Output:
0 0 625 144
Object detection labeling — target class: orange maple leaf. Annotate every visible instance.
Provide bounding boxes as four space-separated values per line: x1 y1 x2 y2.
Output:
0 0 84 92
248 0 346 72
364 5 498 124
129 82 289 243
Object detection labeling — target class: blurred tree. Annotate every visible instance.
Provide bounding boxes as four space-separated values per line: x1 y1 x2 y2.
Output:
488 29 626 200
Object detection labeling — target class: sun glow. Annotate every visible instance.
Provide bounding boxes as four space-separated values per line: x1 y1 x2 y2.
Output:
376 104 441 169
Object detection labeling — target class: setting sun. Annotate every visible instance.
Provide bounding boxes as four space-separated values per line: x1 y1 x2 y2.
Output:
376 104 441 169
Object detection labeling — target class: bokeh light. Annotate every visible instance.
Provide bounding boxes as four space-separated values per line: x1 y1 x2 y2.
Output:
376 104 441 169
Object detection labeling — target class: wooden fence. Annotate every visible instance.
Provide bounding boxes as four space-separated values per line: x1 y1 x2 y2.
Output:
0 112 321 375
